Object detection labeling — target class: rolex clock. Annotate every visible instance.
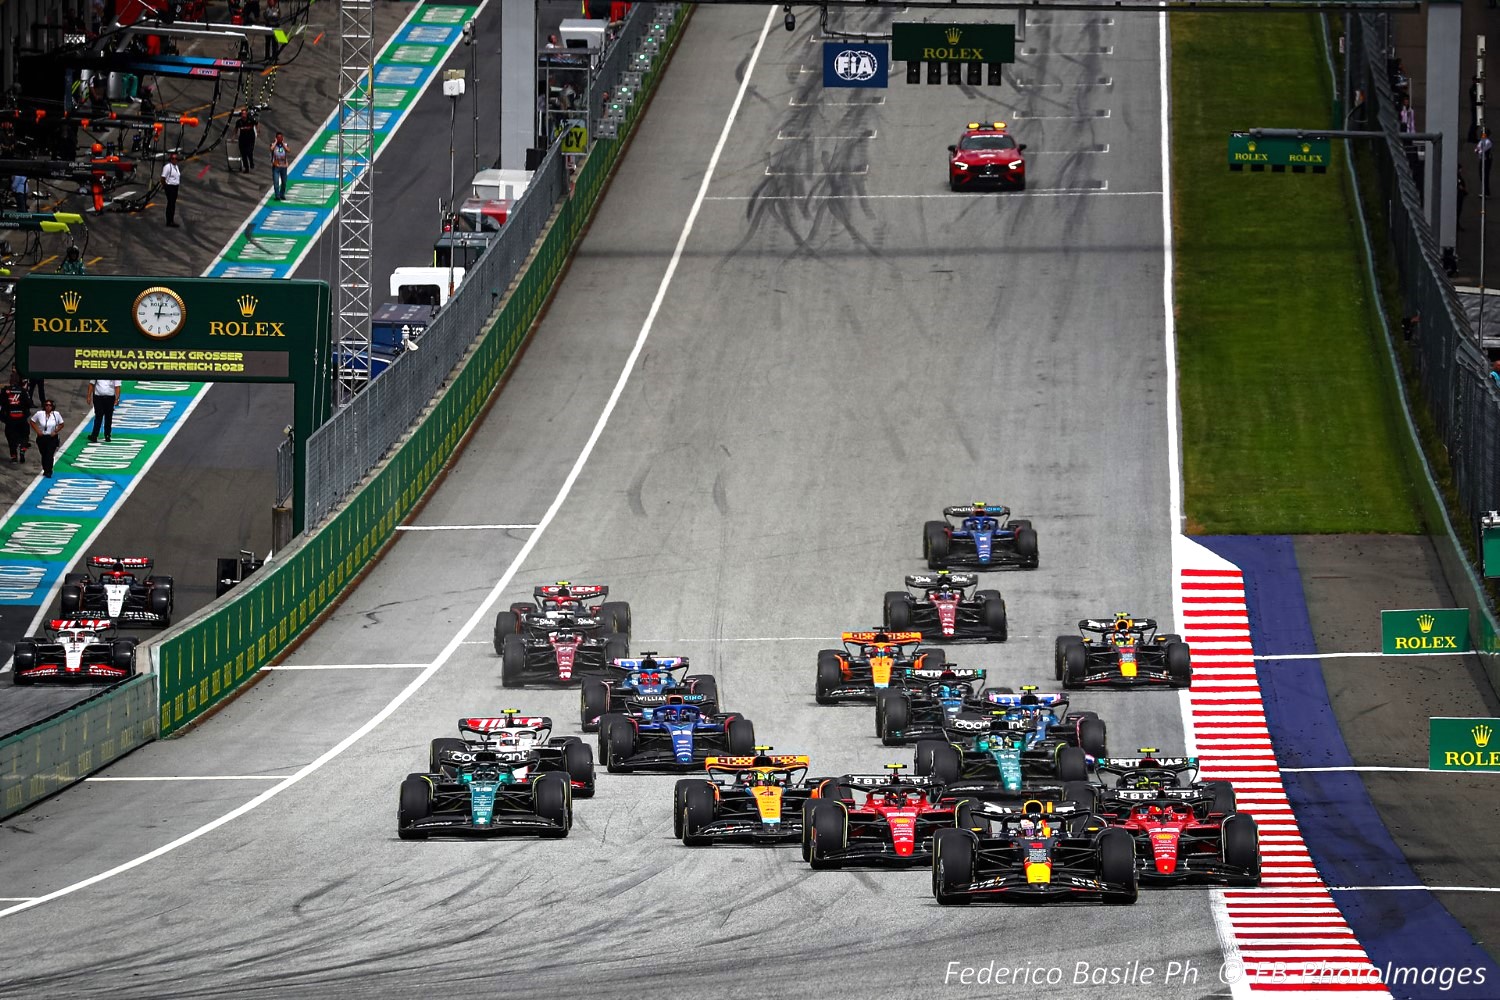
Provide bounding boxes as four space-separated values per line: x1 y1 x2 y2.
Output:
133 285 186 339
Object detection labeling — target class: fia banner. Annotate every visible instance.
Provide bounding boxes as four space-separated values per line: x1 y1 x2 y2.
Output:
823 42 889 89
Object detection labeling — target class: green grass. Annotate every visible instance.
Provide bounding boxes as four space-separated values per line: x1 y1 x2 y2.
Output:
1171 13 1423 534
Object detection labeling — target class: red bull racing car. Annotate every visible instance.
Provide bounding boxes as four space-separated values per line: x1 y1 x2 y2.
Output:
1056 614 1191 689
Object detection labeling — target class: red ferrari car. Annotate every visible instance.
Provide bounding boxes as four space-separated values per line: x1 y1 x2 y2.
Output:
801 765 972 868
947 122 1027 191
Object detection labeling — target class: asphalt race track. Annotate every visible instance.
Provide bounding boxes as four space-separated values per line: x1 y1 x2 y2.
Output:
0 9 1227 998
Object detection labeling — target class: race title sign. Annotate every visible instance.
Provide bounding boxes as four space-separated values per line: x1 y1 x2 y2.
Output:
1380 608 1470 654
1429 717 1500 771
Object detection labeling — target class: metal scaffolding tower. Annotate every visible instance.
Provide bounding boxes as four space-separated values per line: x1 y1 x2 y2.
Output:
334 0 376 404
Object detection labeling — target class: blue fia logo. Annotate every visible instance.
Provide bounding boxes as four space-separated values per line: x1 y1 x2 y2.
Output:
823 42 889 89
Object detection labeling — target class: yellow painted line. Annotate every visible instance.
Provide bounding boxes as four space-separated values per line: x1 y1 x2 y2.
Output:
35 255 58 267
86 256 103 266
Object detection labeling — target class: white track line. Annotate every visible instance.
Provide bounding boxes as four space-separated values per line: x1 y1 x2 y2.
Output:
1282 766 1496 774
763 167 868 177
395 524 539 531
0 4 778 921
1256 650 1469 660
1329 886 1500 892
0 898 36 903
704 189 1149 202
261 663 427 670
85 776 285 782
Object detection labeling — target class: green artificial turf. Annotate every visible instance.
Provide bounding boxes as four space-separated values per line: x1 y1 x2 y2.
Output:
1170 13 1423 534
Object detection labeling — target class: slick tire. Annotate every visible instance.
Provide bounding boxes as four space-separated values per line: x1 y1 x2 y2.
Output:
690 674 720 712
11 641 35 684
533 772 571 838
1157 633 1182 645
681 781 716 846
599 600 632 638
397 775 431 840
1062 644 1089 689
1209 781 1238 816
808 801 847 870
1221 814 1261 884
815 650 843 705
501 633 526 688
924 520 950 570
1078 717 1108 758
580 678 610 732
60 584 82 616
1056 745 1089 783
601 714 635 773
1064 780 1098 814
602 632 630 663
915 646 946 671
492 610 520 655
1097 827 1138 903
428 737 467 775
932 828 975 905
63 572 87 588
1055 637 1082 681
884 592 913 630
916 740 962 785
977 590 1007 641
726 717 756 755
565 739 596 798
673 779 696 839
880 694 911 746
111 638 138 675
149 587 171 625
1014 526 1039 568
1166 641 1192 688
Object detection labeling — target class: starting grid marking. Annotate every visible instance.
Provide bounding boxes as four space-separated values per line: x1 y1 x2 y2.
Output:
1180 562 1391 996
395 523 540 531
263 663 427 670
85 775 285 782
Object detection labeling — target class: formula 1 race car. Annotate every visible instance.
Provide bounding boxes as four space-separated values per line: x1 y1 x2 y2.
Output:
10 619 137 685
397 749 572 840
814 630 947 705
497 613 628 687
674 749 836 845
598 700 755 773
801 765 973 869
427 711 596 798
580 653 719 732
1056 614 1191 689
1089 751 1260 886
493 582 632 649
911 687 1105 784
61 556 174 627
884 571 1007 642
931 801 1139 905
923 503 1039 571
947 121 1027 192
873 667 991 745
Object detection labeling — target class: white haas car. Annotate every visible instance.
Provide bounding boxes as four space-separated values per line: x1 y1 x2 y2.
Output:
61 556 174 627
11 619 138 685
426 710 596 798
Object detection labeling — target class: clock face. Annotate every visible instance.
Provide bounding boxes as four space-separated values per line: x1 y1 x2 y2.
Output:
133 286 186 339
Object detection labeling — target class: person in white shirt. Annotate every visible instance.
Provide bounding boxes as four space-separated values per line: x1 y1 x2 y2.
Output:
87 378 122 443
162 151 181 226
30 400 63 478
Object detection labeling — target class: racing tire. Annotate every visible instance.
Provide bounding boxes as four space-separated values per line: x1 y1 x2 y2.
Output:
533 772 571 838
60 584 82 616
1062 644 1089 689
601 714 635 773
924 520 951 570
977 590 1007 641
1208 781 1237 816
680 781 717 846
1221 814 1261 884
501 633 526 688
1097 827 1138 903
932 828 975 905
1056 745 1089 783
915 646 946 670
509 602 533 618
1156 633 1182 645
565 739 596 799
815 650 843 705
11 641 35 684
688 674 721 715
726 717 756 755
428 737 467 775
1014 526 1039 569
916 740 963 785
800 799 818 861
397 776 432 840
1166 641 1192 688
808 801 847 870
884 592 913 630
149 576 175 612
874 689 891 737
1064 780 1098 814
880 693 911 745
492 610 520 655
599 600 632 638
673 779 696 839
111 638 138 674
149 587 172 625
601 632 630 664
1055 636 1082 681
580 678 610 732
1078 717 1108 758
62 572 87 588
954 799 976 831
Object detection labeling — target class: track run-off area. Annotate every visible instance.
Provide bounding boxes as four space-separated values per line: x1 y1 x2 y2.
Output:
0 6 1485 1000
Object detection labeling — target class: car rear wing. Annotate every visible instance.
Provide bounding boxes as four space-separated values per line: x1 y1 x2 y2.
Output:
943 504 1009 518
841 630 924 646
906 572 978 590
944 779 1068 802
984 691 1063 707
1104 787 1209 804
534 582 607 601
1079 616 1158 635
625 693 709 707
942 715 1001 735
47 618 114 633
1094 755 1196 772
460 716 550 734
841 773 939 788
904 666 986 681
976 799 1086 819
609 656 688 672
88 556 153 572
705 754 810 770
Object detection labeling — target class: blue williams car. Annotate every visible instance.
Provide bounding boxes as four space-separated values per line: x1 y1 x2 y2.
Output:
923 503 1039 571
579 653 720 732
599 700 755 773
397 749 572 840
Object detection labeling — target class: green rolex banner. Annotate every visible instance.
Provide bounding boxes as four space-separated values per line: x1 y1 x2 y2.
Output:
1380 608 1470 654
1429 718 1500 770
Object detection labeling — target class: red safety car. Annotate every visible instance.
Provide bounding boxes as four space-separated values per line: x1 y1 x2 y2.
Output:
947 121 1027 191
